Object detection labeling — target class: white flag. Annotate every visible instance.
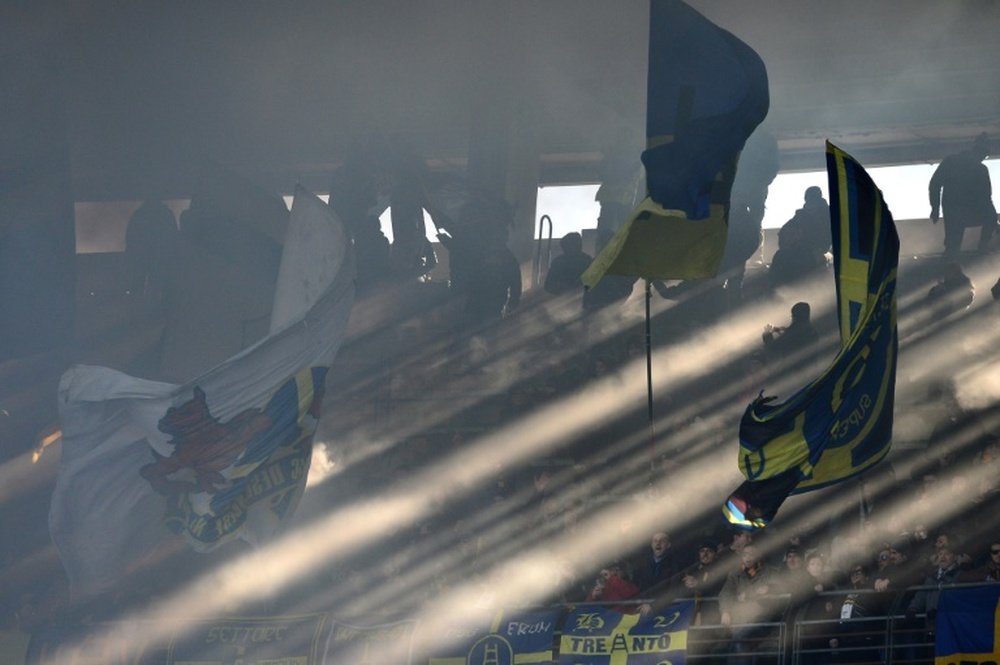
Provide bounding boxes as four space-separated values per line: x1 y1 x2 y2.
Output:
49 187 355 596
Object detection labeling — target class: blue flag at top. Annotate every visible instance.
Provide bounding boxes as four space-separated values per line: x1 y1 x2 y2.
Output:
724 143 899 530
583 0 769 287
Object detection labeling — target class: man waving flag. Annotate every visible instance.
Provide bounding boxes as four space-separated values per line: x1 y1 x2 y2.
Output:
724 143 899 530
582 0 769 287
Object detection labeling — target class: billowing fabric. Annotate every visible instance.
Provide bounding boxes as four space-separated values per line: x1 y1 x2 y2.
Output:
49 187 355 595
583 0 768 287
724 143 899 529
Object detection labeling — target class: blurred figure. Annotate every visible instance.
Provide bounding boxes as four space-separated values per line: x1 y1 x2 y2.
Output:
768 224 826 289
761 301 819 363
778 186 831 258
779 545 809 596
768 186 830 291
906 547 962 618
929 133 997 255
386 140 438 281
439 200 521 330
586 562 640 611
719 545 781 665
328 142 391 292
959 539 1000 582
543 232 592 295
123 198 180 378
924 261 974 318
682 541 727 609
829 563 885 664
630 531 677 594
124 199 179 307
719 128 780 306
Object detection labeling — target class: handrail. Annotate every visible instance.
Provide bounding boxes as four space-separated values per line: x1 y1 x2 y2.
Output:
531 214 554 288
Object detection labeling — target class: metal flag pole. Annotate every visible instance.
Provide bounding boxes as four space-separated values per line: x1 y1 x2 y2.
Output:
645 279 656 482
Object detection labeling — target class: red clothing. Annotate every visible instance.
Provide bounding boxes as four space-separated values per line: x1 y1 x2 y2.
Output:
588 574 641 613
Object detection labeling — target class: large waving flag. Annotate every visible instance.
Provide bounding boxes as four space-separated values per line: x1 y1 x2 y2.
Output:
723 143 899 529
582 0 769 287
49 187 355 595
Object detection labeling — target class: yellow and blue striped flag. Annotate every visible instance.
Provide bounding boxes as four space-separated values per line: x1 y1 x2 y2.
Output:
724 142 899 529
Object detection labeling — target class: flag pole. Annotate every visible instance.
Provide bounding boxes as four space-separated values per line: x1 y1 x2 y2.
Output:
645 279 656 482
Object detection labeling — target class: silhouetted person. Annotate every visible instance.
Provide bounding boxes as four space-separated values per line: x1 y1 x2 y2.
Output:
124 199 179 308
388 179 436 280
544 232 592 295
768 188 829 289
387 142 437 280
924 261 974 318
328 144 391 291
123 199 180 378
929 133 997 255
440 200 521 329
767 224 826 289
779 186 830 257
762 301 819 362
721 128 780 304
156 171 286 383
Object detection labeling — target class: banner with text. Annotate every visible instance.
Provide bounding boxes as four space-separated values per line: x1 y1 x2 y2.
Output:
428 609 559 665
324 619 416 665
559 602 693 665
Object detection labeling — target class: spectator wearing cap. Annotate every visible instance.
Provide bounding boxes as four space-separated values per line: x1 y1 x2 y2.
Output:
782 545 804 574
680 541 727 624
778 546 812 606
829 563 885 664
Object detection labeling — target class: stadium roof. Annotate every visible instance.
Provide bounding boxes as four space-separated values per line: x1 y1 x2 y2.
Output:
7 0 1000 199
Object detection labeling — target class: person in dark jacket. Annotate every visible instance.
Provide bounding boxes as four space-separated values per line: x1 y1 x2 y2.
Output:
544 232 593 295
929 133 997 255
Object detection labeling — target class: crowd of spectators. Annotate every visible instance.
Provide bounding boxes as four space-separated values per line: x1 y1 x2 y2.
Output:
1 157 999 665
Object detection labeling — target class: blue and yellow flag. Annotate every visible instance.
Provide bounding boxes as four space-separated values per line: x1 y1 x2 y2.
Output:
559 602 693 665
582 0 768 287
724 142 899 529
428 609 559 665
935 586 1000 664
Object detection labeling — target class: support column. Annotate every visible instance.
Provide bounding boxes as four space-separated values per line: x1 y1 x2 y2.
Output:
0 6 76 361
462 3 539 281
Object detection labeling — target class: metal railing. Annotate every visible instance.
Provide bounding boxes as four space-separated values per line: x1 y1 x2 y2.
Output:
531 214 553 288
